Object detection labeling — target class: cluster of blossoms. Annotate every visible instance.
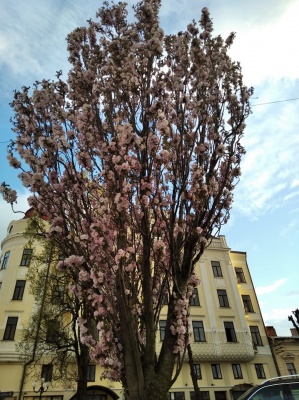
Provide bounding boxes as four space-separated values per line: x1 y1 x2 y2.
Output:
170 296 189 354
0 183 17 204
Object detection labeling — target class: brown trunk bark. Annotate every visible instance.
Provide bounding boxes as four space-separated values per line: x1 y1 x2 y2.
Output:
127 372 172 400
187 343 201 400
76 343 90 400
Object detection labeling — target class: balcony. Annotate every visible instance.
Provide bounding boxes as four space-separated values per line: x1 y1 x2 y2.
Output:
190 331 255 362
156 330 255 362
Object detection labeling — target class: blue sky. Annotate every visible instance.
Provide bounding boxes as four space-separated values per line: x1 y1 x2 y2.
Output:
1 0 299 335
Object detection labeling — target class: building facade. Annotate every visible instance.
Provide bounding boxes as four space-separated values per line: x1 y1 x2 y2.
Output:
0 215 278 400
266 326 299 377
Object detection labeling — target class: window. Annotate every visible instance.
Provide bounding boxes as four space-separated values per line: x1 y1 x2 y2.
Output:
255 363 266 379
168 392 185 400
3 316 18 340
242 295 254 312
224 322 237 342
193 364 202 379
286 362 297 375
235 267 246 283
288 383 299 399
190 288 200 306
190 391 210 400
250 326 263 346
46 320 60 343
12 280 26 300
162 293 169 305
159 320 166 341
232 364 243 379
212 261 223 277
253 386 283 400
52 285 65 304
217 290 229 307
211 364 222 379
215 392 227 400
23 397 63 400
193 321 206 342
87 364 96 381
1 251 10 269
41 364 53 382
20 249 32 266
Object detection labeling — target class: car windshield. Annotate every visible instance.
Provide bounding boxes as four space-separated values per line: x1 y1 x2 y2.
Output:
237 387 259 400
237 383 291 400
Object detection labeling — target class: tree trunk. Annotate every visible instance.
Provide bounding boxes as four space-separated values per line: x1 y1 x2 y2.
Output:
76 344 90 400
187 343 201 400
128 373 171 400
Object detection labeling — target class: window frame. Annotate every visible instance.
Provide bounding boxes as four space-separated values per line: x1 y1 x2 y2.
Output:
51 285 65 304
87 364 96 381
217 289 229 308
159 320 166 341
162 293 169 305
1 251 10 269
232 364 243 379
41 364 53 382
242 295 254 312
255 363 266 379
193 364 202 379
212 261 223 277
192 321 206 342
168 392 185 400
189 287 200 306
235 267 246 283
224 321 237 343
46 320 60 343
286 362 297 375
12 280 26 300
250 326 263 346
3 316 18 340
20 248 33 266
23 396 63 400
211 364 222 379
190 391 210 400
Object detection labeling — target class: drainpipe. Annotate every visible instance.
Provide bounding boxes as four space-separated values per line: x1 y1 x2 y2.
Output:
268 336 281 377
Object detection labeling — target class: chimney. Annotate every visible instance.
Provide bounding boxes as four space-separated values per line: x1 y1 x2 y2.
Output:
265 326 277 337
290 328 299 337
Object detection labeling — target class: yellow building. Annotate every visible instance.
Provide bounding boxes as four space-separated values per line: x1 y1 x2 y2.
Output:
266 326 299 377
0 216 278 400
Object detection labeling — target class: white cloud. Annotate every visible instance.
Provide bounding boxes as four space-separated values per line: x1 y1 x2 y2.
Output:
284 190 299 202
0 1 98 87
279 219 298 238
229 1 299 85
262 307 293 322
232 92 299 218
256 278 287 295
262 307 294 336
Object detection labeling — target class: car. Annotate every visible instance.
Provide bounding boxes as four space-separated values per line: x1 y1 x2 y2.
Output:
237 375 299 400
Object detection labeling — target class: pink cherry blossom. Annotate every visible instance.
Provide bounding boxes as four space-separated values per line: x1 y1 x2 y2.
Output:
1 1 252 399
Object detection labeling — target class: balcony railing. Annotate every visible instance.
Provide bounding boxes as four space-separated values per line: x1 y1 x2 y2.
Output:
156 330 255 362
190 331 255 361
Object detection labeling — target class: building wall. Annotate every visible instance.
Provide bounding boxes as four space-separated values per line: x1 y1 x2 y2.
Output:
266 326 299 377
0 218 278 400
163 239 277 400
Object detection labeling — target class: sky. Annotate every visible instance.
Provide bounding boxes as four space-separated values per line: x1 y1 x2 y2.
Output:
1 0 299 336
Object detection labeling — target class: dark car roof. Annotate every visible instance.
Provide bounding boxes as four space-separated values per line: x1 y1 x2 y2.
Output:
237 375 299 400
